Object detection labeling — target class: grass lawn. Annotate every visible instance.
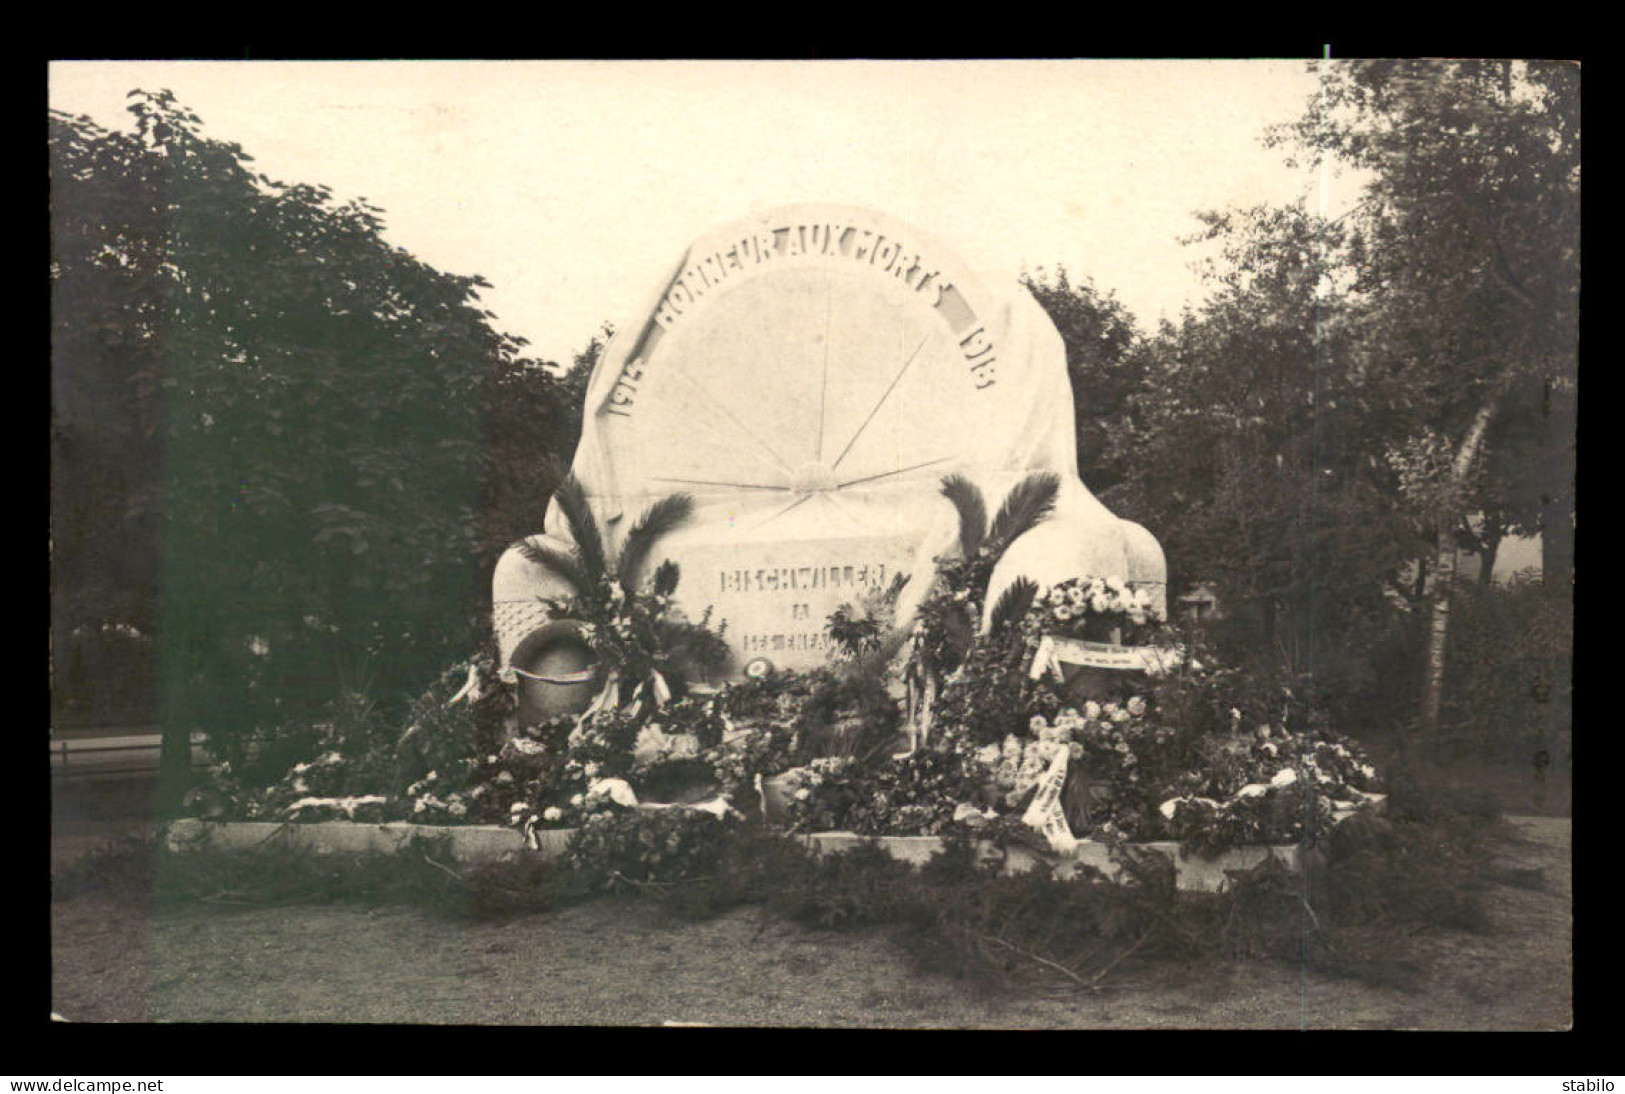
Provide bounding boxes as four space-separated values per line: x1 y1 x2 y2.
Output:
49 814 1570 1029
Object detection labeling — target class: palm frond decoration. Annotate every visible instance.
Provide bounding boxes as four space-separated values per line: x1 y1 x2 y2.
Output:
649 559 681 598
548 473 610 586
986 472 1060 551
940 474 988 559
617 493 695 590
515 536 590 596
988 576 1039 635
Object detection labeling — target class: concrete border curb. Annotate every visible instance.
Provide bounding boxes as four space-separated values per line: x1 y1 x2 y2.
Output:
165 818 1303 892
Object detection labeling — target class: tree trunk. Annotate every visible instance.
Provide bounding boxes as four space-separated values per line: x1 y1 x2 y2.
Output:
1420 380 1510 735
1419 522 1459 734
1541 493 1574 590
156 620 197 817
1478 530 1503 588
1540 379 1577 590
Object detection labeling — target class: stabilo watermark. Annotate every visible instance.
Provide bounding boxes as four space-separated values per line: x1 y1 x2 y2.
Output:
1563 1085 1616 1092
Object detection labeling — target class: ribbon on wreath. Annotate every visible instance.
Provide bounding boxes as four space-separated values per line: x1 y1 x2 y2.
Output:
447 663 484 706
625 670 673 719
583 671 622 718
1021 747 1079 854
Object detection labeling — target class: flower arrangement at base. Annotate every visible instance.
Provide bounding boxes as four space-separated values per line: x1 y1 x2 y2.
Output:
563 798 745 889
1035 576 1161 645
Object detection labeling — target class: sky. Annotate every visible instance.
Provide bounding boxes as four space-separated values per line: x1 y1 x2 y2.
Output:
48 60 1356 367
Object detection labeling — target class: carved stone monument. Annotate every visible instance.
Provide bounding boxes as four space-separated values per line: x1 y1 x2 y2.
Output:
493 204 1165 708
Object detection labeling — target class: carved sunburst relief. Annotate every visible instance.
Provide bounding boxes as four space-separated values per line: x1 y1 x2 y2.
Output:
599 260 995 545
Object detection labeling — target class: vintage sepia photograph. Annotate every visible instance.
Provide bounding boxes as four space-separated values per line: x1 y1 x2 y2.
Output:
49 58 1576 1032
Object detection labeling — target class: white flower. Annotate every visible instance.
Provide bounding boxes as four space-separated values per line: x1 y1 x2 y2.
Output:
1160 795 1222 819
1358 763 1377 780
1270 767 1298 787
794 788 811 802
509 802 527 814
1127 696 1147 717
570 793 584 807
587 778 638 807
448 801 468 817
543 806 563 822
583 762 601 779
1029 715 1049 734
1111 708 1131 723
1084 701 1102 720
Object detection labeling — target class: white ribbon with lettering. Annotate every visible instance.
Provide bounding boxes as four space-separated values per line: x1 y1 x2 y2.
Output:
1021 747 1078 855
1028 636 1184 681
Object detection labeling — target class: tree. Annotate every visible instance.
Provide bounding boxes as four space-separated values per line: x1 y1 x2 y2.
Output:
1022 269 1144 500
50 92 582 803
1117 202 1419 722
1273 60 1579 733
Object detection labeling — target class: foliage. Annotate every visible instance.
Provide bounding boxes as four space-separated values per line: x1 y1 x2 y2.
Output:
50 94 584 789
825 574 906 661
1438 576 1572 763
1271 60 1579 725
789 668 902 767
781 738 988 837
1096 62 1578 737
913 472 1059 680
930 614 1049 748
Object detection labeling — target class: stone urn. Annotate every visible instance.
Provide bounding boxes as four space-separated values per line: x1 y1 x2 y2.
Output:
511 620 601 727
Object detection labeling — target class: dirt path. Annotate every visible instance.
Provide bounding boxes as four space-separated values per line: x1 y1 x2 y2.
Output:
50 817 1570 1028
